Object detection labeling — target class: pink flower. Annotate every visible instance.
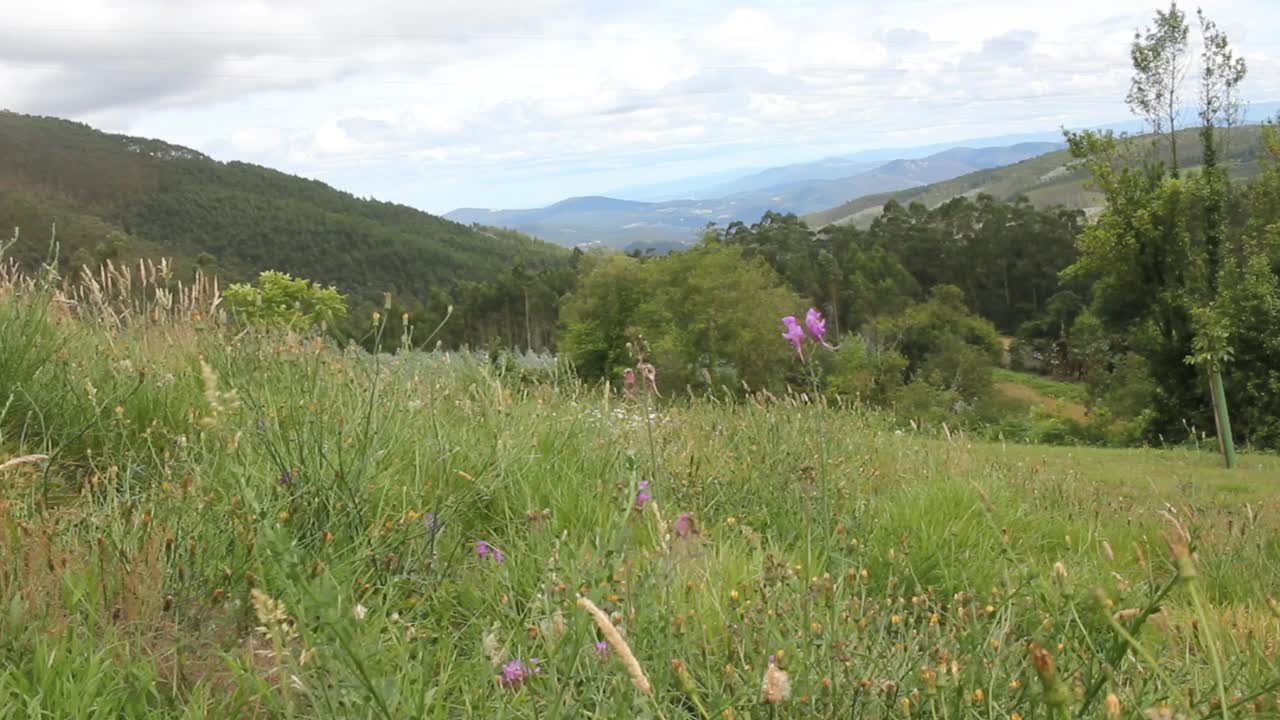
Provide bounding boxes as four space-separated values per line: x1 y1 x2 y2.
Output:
638 362 660 397
805 308 832 347
635 480 652 510
673 512 696 537
475 540 505 563
498 658 539 689
622 368 637 399
781 316 805 358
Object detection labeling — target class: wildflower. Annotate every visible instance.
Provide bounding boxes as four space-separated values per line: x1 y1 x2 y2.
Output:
353 604 368 621
422 512 442 532
781 316 806 358
673 512 696 537
279 469 293 487
497 658 539 689
760 660 791 704
622 368 637 399
475 540 506 563
638 362 660 396
635 481 652 510
805 307 833 347
594 640 610 657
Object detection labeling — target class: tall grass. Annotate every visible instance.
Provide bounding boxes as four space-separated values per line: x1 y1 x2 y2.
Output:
0 263 1277 718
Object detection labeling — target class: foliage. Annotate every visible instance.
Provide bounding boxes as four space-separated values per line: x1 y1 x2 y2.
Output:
868 285 1003 397
1126 1 1190 168
558 253 648 380
560 243 802 390
823 336 908 406
0 111 569 332
633 243 802 391
224 270 348 330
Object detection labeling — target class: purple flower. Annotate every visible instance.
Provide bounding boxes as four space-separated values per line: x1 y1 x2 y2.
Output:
278 469 293 487
805 307 832 347
422 512 442 532
475 540 506 563
673 512 696 538
781 316 805 358
635 480 652 510
498 658 539 689
594 640 610 657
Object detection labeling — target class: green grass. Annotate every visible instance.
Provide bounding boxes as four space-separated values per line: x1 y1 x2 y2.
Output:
993 368 1090 405
2 284 1279 718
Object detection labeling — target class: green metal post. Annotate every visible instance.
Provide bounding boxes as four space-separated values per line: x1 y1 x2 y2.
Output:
1209 368 1237 469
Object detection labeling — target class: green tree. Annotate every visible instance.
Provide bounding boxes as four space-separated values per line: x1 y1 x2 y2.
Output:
634 242 802 391
1126 1 1190 170
224 270 348 330
867 285 1003 402
559 254 646 380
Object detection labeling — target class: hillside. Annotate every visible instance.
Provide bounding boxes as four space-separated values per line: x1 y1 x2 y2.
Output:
0 111 568 304
806 126 1269 228
445 142 1062 249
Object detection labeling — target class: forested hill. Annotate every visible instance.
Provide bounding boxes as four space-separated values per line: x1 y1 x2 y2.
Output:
0 111 568 304
806 125 1270 228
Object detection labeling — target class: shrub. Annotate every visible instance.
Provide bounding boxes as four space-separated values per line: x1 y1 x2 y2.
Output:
224 270 347 330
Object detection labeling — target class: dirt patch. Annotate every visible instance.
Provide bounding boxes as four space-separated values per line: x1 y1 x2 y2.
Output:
995 381 1089 423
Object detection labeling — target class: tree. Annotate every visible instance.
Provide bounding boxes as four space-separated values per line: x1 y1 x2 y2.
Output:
558 254 646 380
1190 8 1248 467
1069 5 1259 461
634 242 802 391
1126 1 1190 170
224 270 348 330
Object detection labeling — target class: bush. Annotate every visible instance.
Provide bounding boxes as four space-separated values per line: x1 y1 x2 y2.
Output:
224 270 348 330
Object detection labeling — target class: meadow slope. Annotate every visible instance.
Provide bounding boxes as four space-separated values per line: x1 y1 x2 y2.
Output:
1 268 1278 718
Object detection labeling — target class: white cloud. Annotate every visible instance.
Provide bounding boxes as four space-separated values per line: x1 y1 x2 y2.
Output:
2 0 1278 212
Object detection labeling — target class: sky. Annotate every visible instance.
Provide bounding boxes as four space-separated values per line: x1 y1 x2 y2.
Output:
3 0 1279 213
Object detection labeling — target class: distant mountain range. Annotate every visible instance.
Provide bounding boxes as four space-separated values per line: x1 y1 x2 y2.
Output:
805 124 1272 229
446 142 1064 248
451 102 1280 250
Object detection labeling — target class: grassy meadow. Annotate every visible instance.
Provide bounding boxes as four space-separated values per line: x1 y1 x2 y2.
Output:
1 262 1279 719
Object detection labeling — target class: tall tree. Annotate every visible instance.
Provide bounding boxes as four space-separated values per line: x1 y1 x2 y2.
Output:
1191 9 1248 468
1126 2 1190 171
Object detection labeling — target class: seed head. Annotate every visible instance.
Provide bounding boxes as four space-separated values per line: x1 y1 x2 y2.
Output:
760 662 791 705
1105 692 1121 719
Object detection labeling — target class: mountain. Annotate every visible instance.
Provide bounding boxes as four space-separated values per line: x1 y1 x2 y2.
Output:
446 142 1063 249
805 125 1271 229
698 158 883 197
0 111 567 305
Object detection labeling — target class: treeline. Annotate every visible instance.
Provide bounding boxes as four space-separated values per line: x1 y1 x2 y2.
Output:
0 111 569 316
555 198 1075 432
